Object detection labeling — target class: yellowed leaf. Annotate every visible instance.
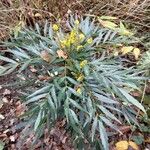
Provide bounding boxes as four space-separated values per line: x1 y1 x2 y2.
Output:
57 50 68 59
116 140 139 150
121 46 134 55
40 50 51 62
100 16 117 20
119 22 133 36
13 21 25 37
38 75 51 81
115 141 128 150
133 48 140 60
99 19 117 29
34 13 42 18
119 29 133 36
128 141 139 150
145 137 150 143
3 89 11 95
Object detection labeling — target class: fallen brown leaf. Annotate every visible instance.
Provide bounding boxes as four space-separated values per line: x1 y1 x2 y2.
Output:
40 50 51 62
29 66 37 73
3 129 10 134
57 50 68 59
118 126 131 134
145 137 150 143
3 89 11 95
15 102 26 116
0 133 7 138
2 97 9 103
0 114 5 120
9 135 15 142
38 75 51 81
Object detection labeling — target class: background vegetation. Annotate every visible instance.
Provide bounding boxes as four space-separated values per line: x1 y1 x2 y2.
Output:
0 0 149 150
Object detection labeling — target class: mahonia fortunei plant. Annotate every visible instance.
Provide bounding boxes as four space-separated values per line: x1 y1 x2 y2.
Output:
0 16 147 149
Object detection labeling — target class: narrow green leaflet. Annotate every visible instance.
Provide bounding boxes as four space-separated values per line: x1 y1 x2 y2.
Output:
50 86 58 109
27 86 51 98
103 30 112 43
69 109 79 124
66 77 79 85
26 93 48 104
34 109 42 131
69 98 88 114
93 92 118 104
47 94 57 119
0 64 18 76
100 116 121 134
10 49 30 59
98 120 109 150
68 87 82 98
19 60 31 72
91 116 98 142
0 55 17 64
0 140 4 150
97 105 121 123
119 88 146 113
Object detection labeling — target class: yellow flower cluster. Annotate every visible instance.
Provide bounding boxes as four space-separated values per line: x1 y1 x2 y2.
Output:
59 24 95 51
60 29 78 48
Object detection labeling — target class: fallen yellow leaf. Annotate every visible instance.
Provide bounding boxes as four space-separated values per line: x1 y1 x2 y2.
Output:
57 50 68 59
133 48 140 60
99 16 117 20
116 140 139 150
121 46 134 55
115 141 128 150
128 141 139 150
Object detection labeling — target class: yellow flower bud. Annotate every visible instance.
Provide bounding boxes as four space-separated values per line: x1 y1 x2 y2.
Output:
76 88 82 94
79 34 85 40
77 45 83 51
77 74 84 82
60 40 67 48
52 24 59 31
75 20 80 25
80 60 88 68
114 51 119 56
87 38 93 44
